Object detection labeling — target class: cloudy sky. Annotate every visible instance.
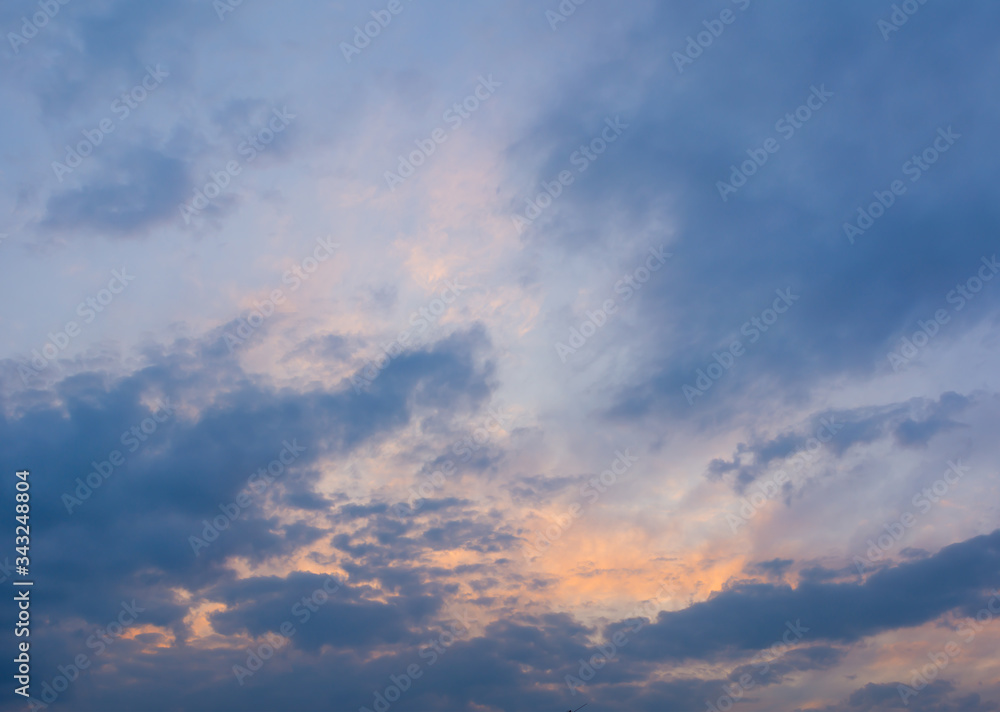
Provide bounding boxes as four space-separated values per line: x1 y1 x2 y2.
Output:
1 0 999 710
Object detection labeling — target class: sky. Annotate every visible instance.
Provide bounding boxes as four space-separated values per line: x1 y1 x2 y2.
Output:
0 0 999 710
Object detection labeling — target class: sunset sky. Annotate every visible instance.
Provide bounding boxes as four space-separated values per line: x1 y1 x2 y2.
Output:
1 1 999 710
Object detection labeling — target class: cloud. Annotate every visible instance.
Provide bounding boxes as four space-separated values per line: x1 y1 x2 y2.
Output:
42 147 191 236
0 323 497 647
499 2 1000 420
807 680 999 712
621 530 1000 662
705 392 974 492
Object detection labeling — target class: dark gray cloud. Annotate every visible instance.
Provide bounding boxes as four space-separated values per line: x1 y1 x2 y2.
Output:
0 527 996 710
0 324 497 706
2 0 204 117
706 392 973 492
506 1 1000 420
42 147 191 235
206 572 435 653
750 558 795 579
806 680 999 712
2 0 1000 709
620 530 1000 663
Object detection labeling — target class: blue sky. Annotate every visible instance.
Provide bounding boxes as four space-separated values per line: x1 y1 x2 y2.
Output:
1 1 999 710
